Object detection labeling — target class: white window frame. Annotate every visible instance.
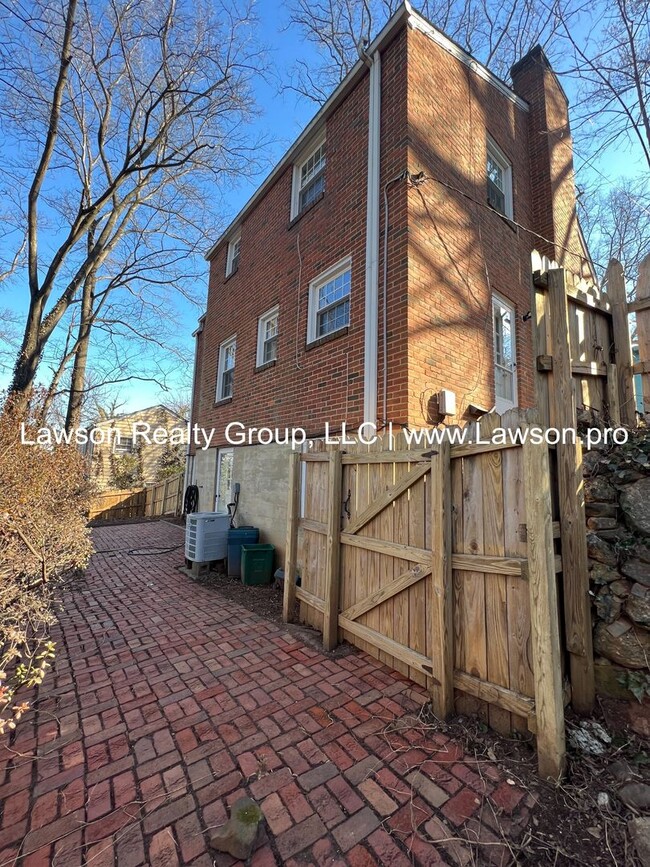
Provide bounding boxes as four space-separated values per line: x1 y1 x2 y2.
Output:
215 447 234 513
492 293 518 413
256 305 279 367
216 335 236 401
486 136 513 220
307 256 352 345
113 435 134 454
225 231 241 277
291 131 326 220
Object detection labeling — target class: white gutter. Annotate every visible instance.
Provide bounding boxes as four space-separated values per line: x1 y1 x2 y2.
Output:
184 317 204 492
363 51 381 426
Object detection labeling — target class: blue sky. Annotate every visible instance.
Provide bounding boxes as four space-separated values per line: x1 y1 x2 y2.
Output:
1 0 646 415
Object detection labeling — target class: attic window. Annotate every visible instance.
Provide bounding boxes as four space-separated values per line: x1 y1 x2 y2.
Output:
292 134 326 219
226 231 241 277
486 137 513 219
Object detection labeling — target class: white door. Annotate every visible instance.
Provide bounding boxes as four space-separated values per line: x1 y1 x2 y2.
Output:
215 448 234 513
492 294 517 413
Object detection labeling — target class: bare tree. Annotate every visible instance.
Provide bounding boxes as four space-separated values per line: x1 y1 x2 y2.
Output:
0 0 265 416
579 177 650 288
557 0 650 171
285 0 565 102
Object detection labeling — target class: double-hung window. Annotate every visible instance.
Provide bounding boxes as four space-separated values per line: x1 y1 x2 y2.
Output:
217 336 236 401
113 435 134 454
226 231 241 277
308 257 351 343
257 306 279 366
486 137 513 219
492 294 517 412
292 135 326 219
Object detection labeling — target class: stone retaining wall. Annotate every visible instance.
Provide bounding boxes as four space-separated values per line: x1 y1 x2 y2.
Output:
584 428 650 697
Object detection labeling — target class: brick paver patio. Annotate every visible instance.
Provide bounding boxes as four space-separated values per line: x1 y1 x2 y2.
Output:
0 522 535 866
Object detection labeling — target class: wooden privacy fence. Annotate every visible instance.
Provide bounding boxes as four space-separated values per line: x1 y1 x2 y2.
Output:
532 252 650 426
532 253 634 427
144 473 185 518
88 473 184 521
283 409 572 779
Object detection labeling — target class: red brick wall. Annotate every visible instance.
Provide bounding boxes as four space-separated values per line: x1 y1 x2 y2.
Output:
190 31 410 450
191 24 587 444
405 26 536 424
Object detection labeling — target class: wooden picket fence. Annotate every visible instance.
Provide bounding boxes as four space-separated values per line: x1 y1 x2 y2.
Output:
284 409 570 779
88 473 184 521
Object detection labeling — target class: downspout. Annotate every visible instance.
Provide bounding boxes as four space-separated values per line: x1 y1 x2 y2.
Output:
184 319 203 495
363 49 381 426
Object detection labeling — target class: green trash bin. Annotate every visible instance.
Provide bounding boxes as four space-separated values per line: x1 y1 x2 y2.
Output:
241 544 275 585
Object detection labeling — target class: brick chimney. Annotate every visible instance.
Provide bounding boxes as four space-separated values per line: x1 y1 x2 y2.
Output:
511 46 586 272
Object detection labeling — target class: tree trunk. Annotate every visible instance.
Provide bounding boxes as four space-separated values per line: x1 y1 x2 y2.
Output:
64 271 94 432
9 296 45 415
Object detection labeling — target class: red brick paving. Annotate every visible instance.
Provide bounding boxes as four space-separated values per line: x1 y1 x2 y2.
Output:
0 522 532 865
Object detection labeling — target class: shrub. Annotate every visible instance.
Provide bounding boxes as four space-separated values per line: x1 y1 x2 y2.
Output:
156 442 185 481
109 449 144 489
0 397 93 734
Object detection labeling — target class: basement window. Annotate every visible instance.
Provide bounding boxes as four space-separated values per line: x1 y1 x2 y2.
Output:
225 231 241 277
492 294 517 412
292 134 326 219
486 137 513 219
307 256 351 343
257 306 279 366
217 335 236 401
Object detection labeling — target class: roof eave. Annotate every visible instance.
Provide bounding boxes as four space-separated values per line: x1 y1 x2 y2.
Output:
204 1 529 263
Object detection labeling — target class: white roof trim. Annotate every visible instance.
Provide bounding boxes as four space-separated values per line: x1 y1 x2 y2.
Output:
406 11 529 112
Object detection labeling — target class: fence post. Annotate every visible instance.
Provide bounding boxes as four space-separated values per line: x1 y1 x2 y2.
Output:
283 451 301 623
606 258 635 426
430 439 454 719
635 253 650 417
323 450 343 651
547 268 595 714
522 438 566 780
145 487 153 517
606 363 621 426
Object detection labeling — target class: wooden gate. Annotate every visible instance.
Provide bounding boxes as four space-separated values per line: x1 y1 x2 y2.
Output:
284 409 568 778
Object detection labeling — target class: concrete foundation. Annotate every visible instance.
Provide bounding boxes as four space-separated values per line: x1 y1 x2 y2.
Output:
189 443 292 566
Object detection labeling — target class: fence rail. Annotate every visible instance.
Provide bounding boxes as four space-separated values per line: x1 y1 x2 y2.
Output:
88 473 184 521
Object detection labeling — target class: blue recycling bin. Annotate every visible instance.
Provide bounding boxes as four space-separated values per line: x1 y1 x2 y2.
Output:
227 526 259 577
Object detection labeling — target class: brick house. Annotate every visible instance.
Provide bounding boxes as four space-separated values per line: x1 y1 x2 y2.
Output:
187 3 594 559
